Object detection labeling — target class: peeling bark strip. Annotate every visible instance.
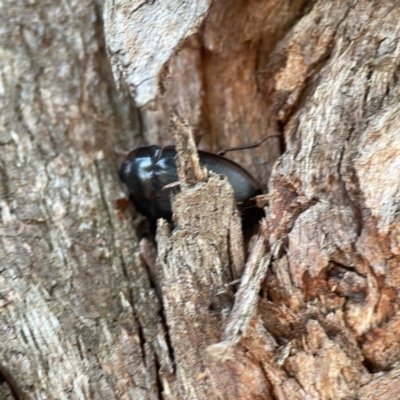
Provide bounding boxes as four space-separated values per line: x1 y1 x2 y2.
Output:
169 115 205 184
104 0 212 107
155 118 272 397
207 236 270 362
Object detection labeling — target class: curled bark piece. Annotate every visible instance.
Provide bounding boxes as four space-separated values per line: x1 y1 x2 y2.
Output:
104 0 212 107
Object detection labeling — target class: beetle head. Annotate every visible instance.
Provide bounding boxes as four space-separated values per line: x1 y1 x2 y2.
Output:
120 145 163 199
120 145 162 181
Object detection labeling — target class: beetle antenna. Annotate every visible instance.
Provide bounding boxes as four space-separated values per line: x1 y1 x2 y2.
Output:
217 133 281 156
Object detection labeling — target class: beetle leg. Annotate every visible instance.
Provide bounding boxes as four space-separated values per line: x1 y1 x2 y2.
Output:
162 181 181 191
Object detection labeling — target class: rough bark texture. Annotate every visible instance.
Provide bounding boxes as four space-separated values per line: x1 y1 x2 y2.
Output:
1 0 400 399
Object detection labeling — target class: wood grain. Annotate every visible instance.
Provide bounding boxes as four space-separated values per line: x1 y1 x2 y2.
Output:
2 0 400 398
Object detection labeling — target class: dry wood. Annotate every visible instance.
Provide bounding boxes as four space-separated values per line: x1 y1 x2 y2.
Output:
1 0 400 399
154 116 276 399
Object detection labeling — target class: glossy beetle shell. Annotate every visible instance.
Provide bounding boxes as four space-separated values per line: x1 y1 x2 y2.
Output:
120 145 262 225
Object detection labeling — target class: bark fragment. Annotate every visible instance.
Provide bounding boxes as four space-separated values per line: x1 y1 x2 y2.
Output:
104 0 212 107
155 117 273 398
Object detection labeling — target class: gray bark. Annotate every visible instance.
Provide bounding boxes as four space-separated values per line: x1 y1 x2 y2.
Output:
2 0 400 399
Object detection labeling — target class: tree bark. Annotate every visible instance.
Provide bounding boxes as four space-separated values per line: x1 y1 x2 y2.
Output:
1 0 400 399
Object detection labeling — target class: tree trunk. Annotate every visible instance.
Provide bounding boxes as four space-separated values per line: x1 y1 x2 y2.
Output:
1 0 400 399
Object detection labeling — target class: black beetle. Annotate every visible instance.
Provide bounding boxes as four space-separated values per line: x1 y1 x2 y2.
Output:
120 136 279 227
